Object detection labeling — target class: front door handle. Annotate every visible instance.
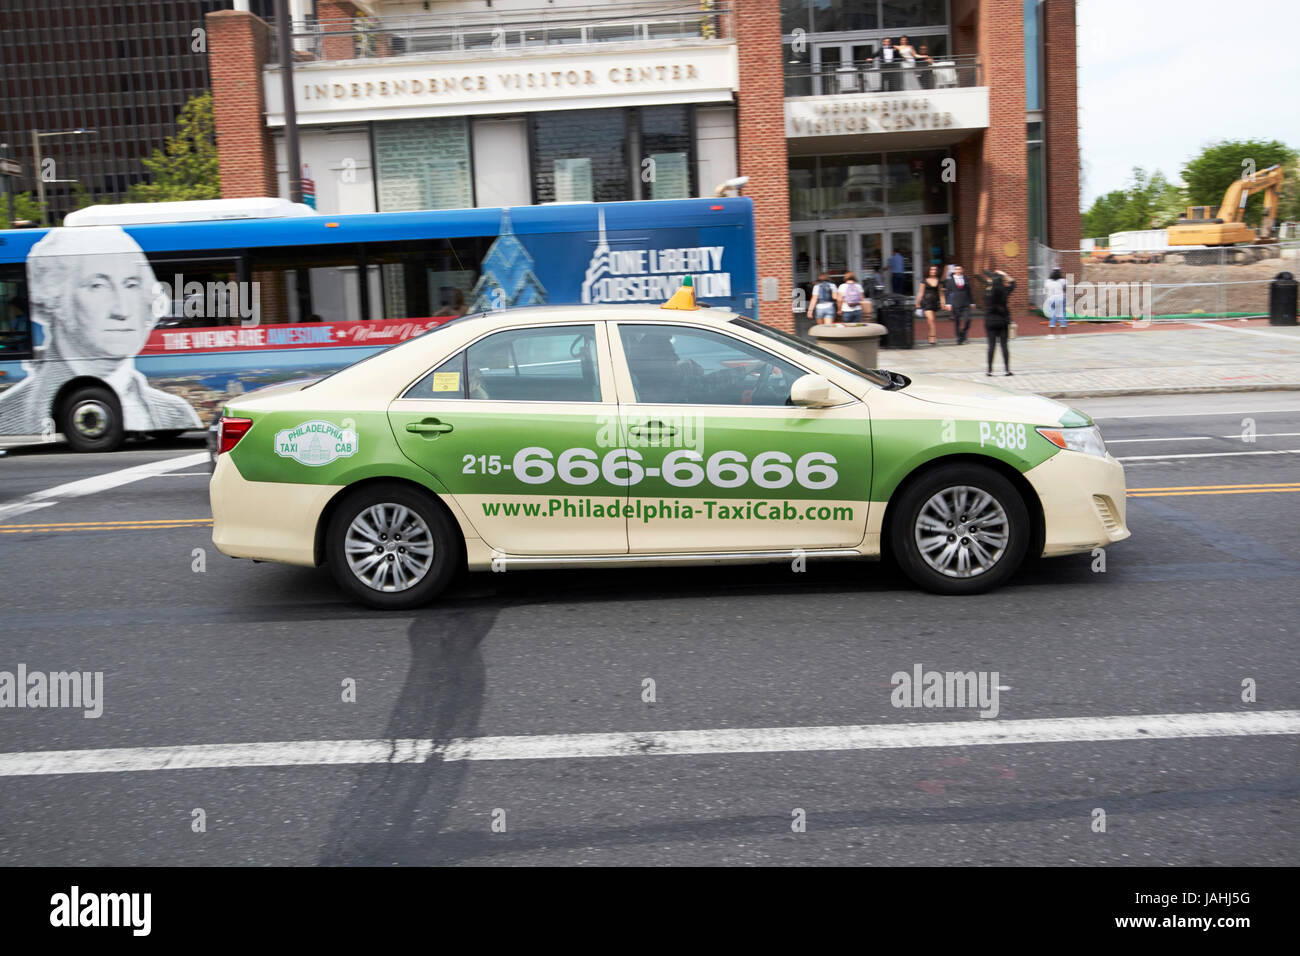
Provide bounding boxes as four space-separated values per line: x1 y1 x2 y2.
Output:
406 418 454 436
629 420 677 438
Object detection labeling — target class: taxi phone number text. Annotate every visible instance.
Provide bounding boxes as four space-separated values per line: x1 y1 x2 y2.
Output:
463 448 839 490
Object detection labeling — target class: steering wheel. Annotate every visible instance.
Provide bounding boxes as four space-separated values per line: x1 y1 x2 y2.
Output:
748 361 785 404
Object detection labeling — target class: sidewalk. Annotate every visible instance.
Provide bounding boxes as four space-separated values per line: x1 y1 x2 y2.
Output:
879 321 1300 399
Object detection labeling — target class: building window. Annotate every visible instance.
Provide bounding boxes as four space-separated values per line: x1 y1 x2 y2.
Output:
530 109 631 204
882 1 947 29
1024 0 1044 111
813 0 879 33
787 149 950 221
374 117 473 212
1026 121 1045 248
640 105 695 200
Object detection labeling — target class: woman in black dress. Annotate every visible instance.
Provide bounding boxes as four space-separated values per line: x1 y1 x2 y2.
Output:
984 269 1015 376
915 264 945 346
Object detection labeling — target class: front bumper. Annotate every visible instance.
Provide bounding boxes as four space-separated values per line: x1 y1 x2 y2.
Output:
1023 450 1130 557
210 454 340 567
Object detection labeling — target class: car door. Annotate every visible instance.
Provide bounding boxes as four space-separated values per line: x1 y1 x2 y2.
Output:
390 321 629 555
611 321 871 553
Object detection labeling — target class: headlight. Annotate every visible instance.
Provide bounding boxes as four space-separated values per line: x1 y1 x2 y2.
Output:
1037 424 1107 457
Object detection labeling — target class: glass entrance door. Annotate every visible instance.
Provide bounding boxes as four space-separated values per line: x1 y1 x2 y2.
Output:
812 41 877 95
821 232 850 281
887 230 916 297
858 231 885 296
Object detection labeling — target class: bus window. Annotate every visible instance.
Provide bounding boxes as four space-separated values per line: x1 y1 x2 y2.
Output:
0 266 32 358
145 256 244 328
248 244 367 324
364 237 488 321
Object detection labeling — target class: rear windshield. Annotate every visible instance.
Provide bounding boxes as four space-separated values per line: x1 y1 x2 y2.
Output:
729 317 891 388
305 313 474 388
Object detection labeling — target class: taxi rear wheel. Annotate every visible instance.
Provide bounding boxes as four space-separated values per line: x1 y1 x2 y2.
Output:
326 483 458 610
889 463 1029 595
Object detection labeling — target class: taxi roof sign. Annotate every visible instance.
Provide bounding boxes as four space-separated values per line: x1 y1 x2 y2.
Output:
660 274 699 310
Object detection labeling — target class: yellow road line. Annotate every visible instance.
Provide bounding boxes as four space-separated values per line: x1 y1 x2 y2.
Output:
0 517 214 529
1128 482 1300 492
0 519 212 534
1128 488 1300 498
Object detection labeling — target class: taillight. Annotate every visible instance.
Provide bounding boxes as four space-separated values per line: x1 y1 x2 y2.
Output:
218 417 253 454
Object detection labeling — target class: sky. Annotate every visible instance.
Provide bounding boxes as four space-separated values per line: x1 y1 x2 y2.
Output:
1076 0 1300 206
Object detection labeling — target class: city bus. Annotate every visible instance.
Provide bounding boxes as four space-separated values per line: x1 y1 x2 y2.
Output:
0 196 756 451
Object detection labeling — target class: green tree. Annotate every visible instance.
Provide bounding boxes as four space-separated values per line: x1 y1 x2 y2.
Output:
0 191 46 228
128 91 221 202
1081 167 1187 240
1181 139 1299 227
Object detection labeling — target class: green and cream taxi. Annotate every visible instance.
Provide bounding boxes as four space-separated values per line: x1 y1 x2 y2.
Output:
210 299 1129 609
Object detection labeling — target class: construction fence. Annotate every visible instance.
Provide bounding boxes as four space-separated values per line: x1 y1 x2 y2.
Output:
1028 240 1300 322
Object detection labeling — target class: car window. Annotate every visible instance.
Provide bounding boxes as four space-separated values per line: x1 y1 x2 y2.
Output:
728 316 891 388
407 325 600 402
618 324 805 406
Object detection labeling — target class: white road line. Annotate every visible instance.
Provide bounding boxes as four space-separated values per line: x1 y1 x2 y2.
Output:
1 711 1295 778
1092 407 1300 420
1194 323 1300 343
1116 449 1300 462
0 452 208 523
1107 433 1300 444
1107 437 1213 444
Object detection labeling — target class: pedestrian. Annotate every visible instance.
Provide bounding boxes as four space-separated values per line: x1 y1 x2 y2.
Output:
944 264 973 344
837 271 868 322
1043 267 1068 337
983 268 1015 376
806 271 838 325
875 38 898 92
889 248 906 294
916 264 944 346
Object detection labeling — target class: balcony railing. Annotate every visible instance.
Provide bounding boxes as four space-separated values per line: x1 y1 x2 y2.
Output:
277 1 732 64
784 54 982 98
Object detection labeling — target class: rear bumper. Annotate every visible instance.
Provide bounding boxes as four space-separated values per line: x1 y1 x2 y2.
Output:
1023 451 1130 557
210 455 339 567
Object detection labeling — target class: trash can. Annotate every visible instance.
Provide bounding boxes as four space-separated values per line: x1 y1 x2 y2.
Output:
877 295 915 349
1269 272 1298 326
808 321 888 369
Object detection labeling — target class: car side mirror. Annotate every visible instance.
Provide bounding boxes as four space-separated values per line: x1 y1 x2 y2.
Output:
789 374 842 408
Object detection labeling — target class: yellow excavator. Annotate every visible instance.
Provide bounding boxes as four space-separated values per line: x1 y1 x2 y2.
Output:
1167 164 1284 260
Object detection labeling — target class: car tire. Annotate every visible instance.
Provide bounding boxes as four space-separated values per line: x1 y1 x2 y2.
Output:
889 463 1029 595
326 483 460 610
59 385 125 453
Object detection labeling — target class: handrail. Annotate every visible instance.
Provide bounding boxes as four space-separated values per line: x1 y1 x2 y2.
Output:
785 53 983 97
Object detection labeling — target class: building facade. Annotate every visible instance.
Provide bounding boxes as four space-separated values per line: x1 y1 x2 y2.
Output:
206 0 1078 328
0 0 275 224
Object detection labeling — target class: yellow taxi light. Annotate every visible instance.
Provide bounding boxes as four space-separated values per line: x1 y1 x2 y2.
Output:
661 275 699 310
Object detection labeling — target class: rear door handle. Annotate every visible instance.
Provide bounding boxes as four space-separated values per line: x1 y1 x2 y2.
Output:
406 418 454 435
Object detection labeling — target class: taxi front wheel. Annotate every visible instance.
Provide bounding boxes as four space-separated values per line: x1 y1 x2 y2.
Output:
889 463 1029 595
326 483 459 610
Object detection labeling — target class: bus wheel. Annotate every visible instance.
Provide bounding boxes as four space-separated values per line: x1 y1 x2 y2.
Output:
60 385 125 453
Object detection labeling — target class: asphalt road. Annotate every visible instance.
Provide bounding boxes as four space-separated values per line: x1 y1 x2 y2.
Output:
0 391 1296 866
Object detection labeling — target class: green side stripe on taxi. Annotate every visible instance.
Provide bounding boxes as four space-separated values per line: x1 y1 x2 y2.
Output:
227 407 1060 505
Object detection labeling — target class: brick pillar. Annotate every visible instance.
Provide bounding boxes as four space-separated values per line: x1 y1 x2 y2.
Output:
974 0 1030 315
318 0 359 61
734 0 793 330
208 10 276 198
1043 0 1081 278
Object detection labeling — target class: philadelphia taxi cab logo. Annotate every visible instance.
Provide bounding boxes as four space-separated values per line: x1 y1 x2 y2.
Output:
274 420 359 466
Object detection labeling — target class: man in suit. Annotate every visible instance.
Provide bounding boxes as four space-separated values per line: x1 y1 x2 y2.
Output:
943 264 975 344
874 38 898 92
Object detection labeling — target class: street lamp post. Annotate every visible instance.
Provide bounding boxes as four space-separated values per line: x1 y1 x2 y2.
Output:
31 128 98 226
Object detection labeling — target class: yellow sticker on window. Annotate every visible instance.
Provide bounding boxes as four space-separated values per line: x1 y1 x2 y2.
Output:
431 372 461 392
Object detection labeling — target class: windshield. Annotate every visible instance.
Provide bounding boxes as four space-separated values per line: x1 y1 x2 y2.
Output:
729 317 892 388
